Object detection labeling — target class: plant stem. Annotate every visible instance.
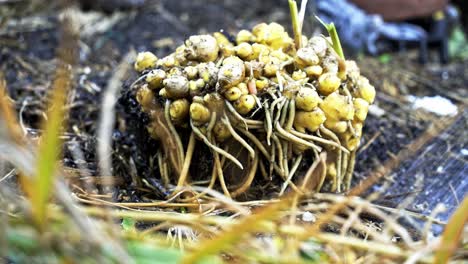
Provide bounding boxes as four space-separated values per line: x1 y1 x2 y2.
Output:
316 16 345 60
289 0 302 50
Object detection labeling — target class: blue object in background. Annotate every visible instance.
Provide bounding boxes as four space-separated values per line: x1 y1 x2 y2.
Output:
315 0 427 55
314 0 459 63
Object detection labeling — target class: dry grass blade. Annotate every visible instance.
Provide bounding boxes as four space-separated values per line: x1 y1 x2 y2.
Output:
0 72 23 144
82 206 234 227
434 196 468 263
180 197 293 263
297 166 386 241
298 0 308 32
97 51 135 179
313 233 432 263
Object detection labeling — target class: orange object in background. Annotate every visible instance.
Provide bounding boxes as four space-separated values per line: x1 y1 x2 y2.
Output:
351 0 449 21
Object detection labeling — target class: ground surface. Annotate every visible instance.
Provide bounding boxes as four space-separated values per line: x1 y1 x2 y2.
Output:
0 0 466 225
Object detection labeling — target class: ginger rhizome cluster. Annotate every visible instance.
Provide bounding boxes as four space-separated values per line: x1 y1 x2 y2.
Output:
132 22 375 197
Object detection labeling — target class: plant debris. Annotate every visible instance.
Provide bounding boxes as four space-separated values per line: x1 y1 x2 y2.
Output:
407 95 458 116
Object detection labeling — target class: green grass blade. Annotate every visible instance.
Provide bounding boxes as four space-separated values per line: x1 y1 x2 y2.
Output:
289 0 302 49
31 13 77 230
32 64 71 229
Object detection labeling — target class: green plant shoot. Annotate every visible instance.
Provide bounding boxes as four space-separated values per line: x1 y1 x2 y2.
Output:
316 16 345 60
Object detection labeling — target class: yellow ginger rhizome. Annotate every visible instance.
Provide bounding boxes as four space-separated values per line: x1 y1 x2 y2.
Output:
132 22 375 198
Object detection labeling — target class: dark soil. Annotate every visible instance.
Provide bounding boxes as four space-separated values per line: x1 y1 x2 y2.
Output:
1 0 466 221
384 109 467 233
